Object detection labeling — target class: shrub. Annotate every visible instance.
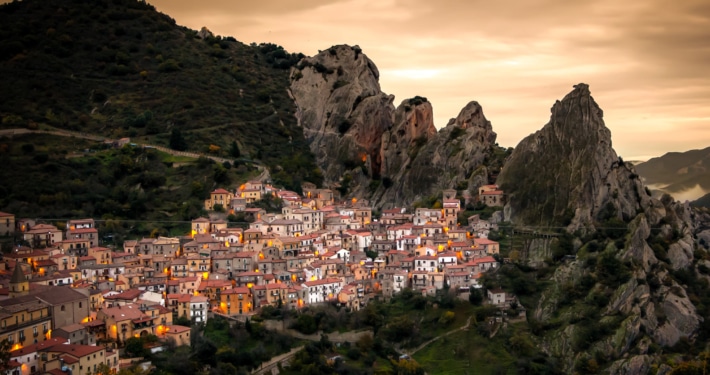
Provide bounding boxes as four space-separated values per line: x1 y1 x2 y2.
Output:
293 314 318 334
158 58 180 72
469 288 483 306
448 127 466 141
346 347 361 360
438 311 455 325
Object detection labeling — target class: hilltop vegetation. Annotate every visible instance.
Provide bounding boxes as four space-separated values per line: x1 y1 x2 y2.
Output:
0 134 260 243
0 0 322 191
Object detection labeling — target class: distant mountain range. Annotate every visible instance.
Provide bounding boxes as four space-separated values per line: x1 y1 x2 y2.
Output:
635 146 710 204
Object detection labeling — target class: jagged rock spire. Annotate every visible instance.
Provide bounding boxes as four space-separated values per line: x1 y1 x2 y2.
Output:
498 83 650 231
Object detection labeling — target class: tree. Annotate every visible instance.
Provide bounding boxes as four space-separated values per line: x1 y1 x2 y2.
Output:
95 363 114 375
124 337 149 358
175 314 191 327
229 141 240 158
469 288 483 306
0 339 11 372
169 128 187 151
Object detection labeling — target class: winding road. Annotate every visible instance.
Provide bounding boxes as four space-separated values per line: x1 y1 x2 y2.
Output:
0 128 266 173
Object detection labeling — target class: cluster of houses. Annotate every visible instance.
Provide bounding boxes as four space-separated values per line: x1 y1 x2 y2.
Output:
0 182 507 375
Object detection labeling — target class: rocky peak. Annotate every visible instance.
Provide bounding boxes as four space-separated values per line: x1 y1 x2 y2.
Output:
504 84 703 373
498 83 648 230
371 98 497 207
290 45 498 208
289 45 393 186
393 97 437 145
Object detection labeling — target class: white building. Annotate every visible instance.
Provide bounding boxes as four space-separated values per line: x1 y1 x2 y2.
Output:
302 278 343 304
190 296 209 323
414 256 438 272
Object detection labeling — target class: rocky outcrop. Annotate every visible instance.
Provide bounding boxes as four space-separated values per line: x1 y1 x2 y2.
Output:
289 45 497 207
607 355 652 375
197 26 213 39
289 45 393 190
498 84 651 231
513 84 704 374
368 100 497 207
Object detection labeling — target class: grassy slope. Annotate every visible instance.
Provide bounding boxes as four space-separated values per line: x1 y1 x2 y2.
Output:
0 0 321 191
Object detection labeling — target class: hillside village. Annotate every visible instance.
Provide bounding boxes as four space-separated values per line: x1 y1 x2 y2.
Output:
0 181 507 375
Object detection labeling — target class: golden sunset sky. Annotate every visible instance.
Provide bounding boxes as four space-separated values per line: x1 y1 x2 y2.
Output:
116 1 710 159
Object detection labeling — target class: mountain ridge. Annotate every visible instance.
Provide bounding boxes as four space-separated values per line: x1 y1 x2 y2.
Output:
635 146 710 202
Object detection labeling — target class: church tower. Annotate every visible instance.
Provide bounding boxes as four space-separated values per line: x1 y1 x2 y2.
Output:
9 263 29 298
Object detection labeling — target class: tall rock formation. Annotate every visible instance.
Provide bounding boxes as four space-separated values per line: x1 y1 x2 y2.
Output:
289 45 393 187
289 45 497 208
497 83 652 231
369 100 497 206
499 84 702 373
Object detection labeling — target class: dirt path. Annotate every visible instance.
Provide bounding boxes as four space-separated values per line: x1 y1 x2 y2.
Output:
0 128 264 169
251 345 304 375
408 315 473 356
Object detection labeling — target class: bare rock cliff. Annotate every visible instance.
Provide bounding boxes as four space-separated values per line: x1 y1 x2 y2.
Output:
498 83 651 231
289 45 497 207
289 45 393 188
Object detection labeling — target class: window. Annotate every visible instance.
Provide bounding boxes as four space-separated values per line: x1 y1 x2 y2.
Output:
61 305 65 312
79 302 82 308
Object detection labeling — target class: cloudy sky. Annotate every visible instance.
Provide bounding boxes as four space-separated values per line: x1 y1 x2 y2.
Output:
149 0 710 160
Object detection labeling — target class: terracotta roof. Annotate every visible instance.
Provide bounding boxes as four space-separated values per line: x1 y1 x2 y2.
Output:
42 343 104 358
165 325 190 334
102 304 146 321
104 289 142 300
10 338 68 357
56 323 85 333
68 228 98 234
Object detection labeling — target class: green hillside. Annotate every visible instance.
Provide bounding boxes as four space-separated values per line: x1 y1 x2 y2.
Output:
0 0 322 192
0 133 260 242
